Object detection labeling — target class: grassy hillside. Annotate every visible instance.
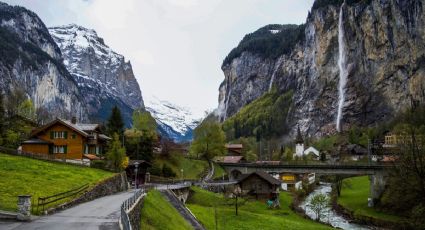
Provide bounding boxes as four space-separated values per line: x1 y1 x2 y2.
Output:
153 154 208 180
338 176 403 223
187 187 332 230
0 153 113 213
223 89 293 140
141 190 193 230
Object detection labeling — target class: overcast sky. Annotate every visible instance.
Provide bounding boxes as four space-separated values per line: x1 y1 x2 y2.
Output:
4 0 314 117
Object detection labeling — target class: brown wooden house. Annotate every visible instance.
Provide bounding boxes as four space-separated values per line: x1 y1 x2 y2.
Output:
21 117 111 159
237 171 281 199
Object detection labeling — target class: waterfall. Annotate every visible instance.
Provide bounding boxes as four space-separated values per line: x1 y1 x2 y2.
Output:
268 58 282 92
336 3 347 132
223 87 232 120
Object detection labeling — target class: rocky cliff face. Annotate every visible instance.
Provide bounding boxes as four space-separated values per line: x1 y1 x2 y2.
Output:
218 0 425 138
0 2 87 121
49 24 144 125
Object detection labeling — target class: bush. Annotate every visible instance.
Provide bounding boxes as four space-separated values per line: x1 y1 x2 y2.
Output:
162 164 176 177
149 162 162 176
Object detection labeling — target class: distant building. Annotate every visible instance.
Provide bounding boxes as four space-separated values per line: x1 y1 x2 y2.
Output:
225 144 243 155
237 171 281 199
213 156 245 164
278 172 315 191
303 147 320 160
294 126 304 158
21 118 111 159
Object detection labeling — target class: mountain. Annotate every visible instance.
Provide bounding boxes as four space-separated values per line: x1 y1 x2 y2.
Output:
0 2 87 121
48 24 144 126
218 0 425 138
145 96 201 142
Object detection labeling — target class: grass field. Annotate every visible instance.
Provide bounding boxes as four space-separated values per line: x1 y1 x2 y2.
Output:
338 176 403 222
154 155 208 180
212 162 226 180
186 187 332 230
140 190 193 230
0 153 113 213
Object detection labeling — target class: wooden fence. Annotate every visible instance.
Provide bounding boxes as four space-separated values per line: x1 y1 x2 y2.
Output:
34 183 89 214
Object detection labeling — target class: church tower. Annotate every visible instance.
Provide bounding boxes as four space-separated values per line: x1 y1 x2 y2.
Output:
295 126 304 158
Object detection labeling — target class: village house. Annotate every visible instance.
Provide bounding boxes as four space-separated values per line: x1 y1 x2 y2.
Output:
21 117 111 159
293 126 321 160
225 144 243 155
277 172 315 191
213 155 245 164
237 171 281 199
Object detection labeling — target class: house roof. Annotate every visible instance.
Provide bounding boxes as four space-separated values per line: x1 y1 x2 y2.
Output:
255 161 281 165
83 154 100 160
304 146 320 156
225 144 243 149
347 144 368 155
30 118 106 139
99 134 112 141
238 171 281 185
22 138 52 145
128 160 152 167
295 126 304 144
213 156 244 163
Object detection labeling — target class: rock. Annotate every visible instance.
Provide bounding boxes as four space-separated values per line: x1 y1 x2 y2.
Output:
218 0 425 138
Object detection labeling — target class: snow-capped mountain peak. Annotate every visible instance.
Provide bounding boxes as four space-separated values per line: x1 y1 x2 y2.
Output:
145 95 202 142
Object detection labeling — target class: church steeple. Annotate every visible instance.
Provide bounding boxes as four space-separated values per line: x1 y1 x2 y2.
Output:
295 125 304 144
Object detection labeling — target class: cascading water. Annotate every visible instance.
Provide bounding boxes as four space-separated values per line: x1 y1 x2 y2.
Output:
336 3 348 132
268 58 283 92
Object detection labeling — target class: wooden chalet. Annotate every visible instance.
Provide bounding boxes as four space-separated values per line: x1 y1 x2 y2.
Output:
225 144 243 155
21 117 111 159
237 171 281 199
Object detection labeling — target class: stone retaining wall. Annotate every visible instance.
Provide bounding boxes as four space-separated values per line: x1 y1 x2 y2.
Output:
128 195 145 230
47 172 128 214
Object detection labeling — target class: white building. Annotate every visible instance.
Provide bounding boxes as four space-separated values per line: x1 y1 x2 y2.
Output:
304 146 320 160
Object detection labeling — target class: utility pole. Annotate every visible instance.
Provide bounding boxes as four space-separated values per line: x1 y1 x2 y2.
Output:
367 138 371 165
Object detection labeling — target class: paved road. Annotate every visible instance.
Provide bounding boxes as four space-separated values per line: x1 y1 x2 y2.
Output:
0 191 134 230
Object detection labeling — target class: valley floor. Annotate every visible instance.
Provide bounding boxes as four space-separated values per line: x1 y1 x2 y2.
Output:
338 176 406 224
186 187 332 230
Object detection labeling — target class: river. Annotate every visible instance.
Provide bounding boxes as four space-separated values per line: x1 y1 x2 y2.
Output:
299 183 372 230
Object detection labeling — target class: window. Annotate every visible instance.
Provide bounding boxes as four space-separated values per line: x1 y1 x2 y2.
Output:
50 131 68 139
72 133 77 139
53 145 67 154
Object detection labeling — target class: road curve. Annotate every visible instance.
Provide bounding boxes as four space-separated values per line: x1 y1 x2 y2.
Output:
1 191 134 230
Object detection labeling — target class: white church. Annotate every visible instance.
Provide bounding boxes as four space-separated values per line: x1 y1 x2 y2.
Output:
293 126 320 160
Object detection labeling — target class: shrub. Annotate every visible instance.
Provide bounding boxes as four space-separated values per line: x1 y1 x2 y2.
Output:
90 160 106 170
162 164 176 177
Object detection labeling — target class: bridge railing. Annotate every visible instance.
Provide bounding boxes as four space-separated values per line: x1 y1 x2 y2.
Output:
120 189 146 230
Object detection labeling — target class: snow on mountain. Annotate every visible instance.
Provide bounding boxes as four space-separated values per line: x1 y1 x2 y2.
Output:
49 24 144 126
145 95 202 142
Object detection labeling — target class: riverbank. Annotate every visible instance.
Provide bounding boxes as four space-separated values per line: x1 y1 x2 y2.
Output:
337 176 407 229
186 187 332 230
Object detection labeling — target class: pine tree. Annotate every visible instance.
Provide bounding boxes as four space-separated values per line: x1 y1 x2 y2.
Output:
106 106 124 138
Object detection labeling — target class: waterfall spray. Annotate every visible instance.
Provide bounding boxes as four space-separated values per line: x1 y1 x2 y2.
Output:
336 3 347 132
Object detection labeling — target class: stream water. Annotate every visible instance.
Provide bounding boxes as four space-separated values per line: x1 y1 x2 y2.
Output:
299 183 372 230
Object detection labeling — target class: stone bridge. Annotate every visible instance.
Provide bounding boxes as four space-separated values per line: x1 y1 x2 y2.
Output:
217 162 392 206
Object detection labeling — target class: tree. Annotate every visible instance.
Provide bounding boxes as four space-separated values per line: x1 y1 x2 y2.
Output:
190 120 226 160
132 109 157 132
381 106 425 225
308 193 329 221
125 110 158 162
106 106 124 138
106 133 127 172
